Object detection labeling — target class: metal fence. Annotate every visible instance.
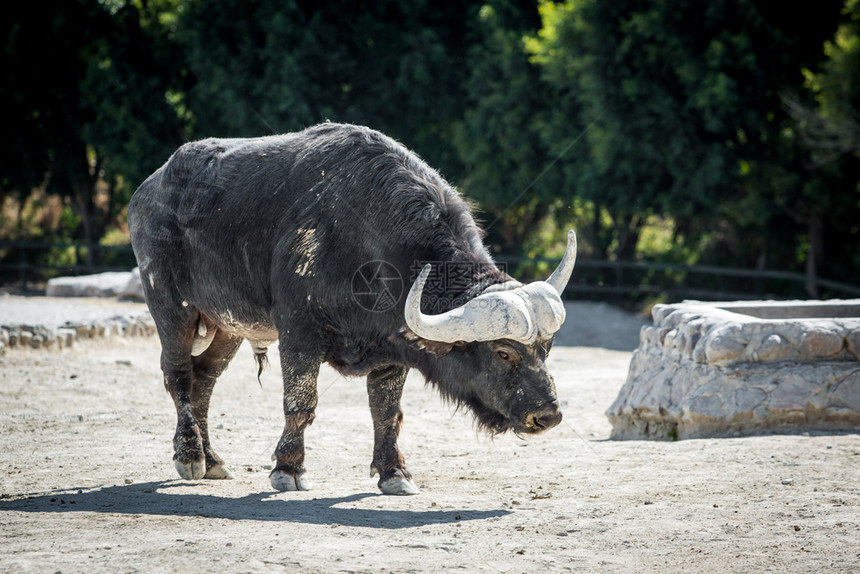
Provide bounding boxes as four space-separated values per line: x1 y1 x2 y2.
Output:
2 240 859 301
495 255 860 302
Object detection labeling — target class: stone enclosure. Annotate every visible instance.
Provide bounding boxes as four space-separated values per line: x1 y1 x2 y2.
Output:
607 299 860 440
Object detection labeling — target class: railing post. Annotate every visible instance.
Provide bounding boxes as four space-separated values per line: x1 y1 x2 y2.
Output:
19 244 27 292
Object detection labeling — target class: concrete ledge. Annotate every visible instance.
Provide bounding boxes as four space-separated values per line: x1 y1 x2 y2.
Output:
45 268 145 301
607 299 860 440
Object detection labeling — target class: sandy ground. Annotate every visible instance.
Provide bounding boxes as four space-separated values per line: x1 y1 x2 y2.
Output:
0 298 858 573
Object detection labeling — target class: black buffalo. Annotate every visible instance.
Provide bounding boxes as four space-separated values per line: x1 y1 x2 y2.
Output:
127 123 576 495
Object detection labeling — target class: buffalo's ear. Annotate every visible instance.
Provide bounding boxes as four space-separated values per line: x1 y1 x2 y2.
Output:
394 325 463 356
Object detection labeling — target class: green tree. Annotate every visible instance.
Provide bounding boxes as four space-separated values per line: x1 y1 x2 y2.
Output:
786 0 860 291
177 0 482 176
1 0 108 238
1 0 185 263
527 0 846 273
452 1 564 256
81 0 190 213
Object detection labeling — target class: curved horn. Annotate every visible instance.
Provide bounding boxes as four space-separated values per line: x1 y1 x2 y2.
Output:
546 229 577 295
403 230 576 344
404 264 534 344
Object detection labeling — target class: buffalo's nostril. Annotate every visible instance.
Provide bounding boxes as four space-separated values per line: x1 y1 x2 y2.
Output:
529 403 563 431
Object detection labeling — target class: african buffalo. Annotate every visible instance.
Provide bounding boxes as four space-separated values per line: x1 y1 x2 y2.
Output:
127 123 576 495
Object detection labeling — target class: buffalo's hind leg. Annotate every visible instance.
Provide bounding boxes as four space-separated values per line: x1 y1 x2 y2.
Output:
191 327 243 479
162 316 241 481
157 325 205 480
367 365 419 495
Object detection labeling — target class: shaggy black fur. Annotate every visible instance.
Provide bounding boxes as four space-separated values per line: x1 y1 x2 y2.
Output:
128 123 562 490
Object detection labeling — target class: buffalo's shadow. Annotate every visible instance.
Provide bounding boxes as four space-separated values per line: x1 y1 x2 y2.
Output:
0 481 509 528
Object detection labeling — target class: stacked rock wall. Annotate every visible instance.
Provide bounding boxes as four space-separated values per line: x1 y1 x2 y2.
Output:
1 315 156 351
607 300 860 440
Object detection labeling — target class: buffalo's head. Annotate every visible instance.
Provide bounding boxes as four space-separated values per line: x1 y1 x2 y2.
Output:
403 230 576 435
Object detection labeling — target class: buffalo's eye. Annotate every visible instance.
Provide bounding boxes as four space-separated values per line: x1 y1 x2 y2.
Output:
494 344 519 364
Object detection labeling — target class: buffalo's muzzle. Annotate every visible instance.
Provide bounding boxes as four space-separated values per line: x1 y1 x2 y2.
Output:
523 402 563 433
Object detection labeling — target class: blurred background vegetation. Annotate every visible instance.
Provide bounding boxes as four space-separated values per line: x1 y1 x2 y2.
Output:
2 0 859 302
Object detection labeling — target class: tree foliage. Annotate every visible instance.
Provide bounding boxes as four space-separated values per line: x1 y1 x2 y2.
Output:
177 0 481 175
787 0 860 287
1 0 858 291
452 1 563 254
526 1 848 261
1 0 184 255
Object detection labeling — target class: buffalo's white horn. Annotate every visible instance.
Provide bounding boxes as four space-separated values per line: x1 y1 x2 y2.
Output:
403 230 576 345
404 264 534 344
546 229 577 295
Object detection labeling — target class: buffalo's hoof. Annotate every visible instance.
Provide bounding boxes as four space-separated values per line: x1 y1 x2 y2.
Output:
204 464 235 479
379 476 420 496
175 457 206 480
270 469 313 491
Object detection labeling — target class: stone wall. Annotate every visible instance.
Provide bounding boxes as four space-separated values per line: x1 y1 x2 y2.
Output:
1 315 156 352
607 300 860 440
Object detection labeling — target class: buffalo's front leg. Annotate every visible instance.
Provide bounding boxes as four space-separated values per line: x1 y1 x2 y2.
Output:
367 365 419 495
270 348 320 492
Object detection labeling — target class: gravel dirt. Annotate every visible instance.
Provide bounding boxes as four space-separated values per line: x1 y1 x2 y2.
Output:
0 297 858 573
